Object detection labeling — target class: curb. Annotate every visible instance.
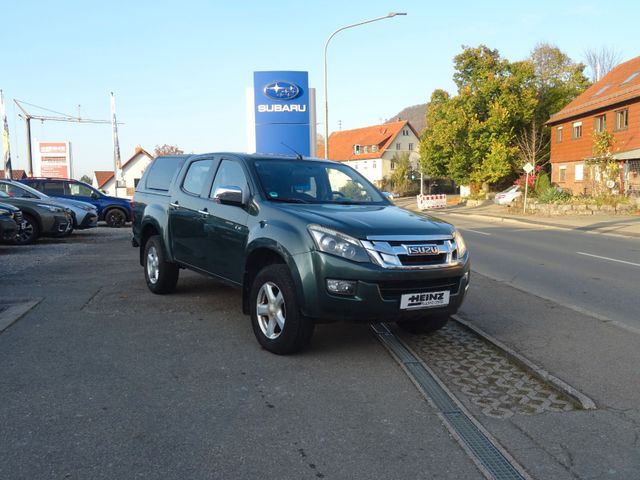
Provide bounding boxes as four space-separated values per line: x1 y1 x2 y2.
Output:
451 314 597 411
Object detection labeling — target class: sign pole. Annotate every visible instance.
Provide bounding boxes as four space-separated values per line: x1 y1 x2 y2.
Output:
522 162 534 214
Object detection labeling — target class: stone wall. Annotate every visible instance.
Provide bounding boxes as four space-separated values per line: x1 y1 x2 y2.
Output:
521 201 637 216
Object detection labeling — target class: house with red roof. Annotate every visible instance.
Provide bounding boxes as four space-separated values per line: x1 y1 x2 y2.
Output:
93 146 153 198
547 56 640 195
327 120 420 186
0 169 27 180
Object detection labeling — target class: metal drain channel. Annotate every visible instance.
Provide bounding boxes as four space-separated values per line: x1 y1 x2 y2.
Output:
371 322 531 480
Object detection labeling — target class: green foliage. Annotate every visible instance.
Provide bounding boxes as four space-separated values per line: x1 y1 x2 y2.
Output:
534 171 551 195
79 174 92 184
386 152 418 195
536 187 572 203
338 180 366 199
420 43 589 189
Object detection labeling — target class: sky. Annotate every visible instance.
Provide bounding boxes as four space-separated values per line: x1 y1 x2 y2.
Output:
1 0 638 179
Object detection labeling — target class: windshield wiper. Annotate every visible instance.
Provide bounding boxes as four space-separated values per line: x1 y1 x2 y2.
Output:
269 197 311 204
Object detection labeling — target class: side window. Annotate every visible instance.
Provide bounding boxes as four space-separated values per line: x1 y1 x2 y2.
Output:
42 181 65 195
182 159 214 195
146 157 186 191
210 160 248 198
68 182 94 197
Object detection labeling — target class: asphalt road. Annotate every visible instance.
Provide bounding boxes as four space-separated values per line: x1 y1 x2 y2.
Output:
0 228 481 480
433 212 640 331
2 224 640 479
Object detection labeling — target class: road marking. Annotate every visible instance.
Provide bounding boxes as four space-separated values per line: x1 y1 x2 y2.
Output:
576 251 640 268
461 228 491 236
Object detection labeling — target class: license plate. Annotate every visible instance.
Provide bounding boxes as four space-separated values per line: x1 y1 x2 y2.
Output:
400 291 450 310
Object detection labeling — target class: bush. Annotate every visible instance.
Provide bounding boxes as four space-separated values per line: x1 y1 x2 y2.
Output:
534 172 551 196
536 187 572 204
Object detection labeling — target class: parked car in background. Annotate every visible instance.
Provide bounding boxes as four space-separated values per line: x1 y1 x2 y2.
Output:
494 185 522 205
0 191 72 244
0 179 97 232
0 201 24 243
19 178 132 228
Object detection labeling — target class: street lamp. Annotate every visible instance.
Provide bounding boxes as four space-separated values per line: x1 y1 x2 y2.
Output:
323 12 406 159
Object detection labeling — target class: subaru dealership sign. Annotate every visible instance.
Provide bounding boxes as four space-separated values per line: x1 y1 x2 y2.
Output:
247 71 316 157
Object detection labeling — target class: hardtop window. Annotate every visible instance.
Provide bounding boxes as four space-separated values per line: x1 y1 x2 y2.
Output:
253 159 386 205
146 156 186 191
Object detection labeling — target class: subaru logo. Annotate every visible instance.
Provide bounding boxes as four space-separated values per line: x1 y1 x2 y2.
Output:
264 81 300 101
407 245 440 256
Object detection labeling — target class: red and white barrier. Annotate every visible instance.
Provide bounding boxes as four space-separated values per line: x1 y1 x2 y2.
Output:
417 194 447 210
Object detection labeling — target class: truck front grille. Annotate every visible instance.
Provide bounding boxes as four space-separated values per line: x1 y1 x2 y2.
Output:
362 235 462 270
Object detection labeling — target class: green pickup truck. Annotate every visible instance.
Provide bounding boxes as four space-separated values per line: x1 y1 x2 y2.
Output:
132 153 470 354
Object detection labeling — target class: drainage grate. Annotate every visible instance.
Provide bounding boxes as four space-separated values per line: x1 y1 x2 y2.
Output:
371 322 530 480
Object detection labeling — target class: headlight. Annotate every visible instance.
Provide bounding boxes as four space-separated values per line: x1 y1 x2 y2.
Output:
37 203 64 213
453 229 467 257
0 208 11 216
308 225 371 263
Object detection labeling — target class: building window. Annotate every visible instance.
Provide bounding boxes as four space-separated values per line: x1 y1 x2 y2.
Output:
575 163 584 182
396 142 401 150
408 143 414 151
391 161 396 170
559 166 567 182
572 122 582 139
364 146 369 153
402 129 409 136
594 115 606 132
615 109 629 130
372 145 378 153
556 126 563 143
353 144 361 155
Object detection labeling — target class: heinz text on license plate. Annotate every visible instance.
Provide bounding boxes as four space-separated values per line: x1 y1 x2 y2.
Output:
400 291 450 310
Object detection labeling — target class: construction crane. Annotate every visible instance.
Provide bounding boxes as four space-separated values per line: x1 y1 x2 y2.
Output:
14 99 114 176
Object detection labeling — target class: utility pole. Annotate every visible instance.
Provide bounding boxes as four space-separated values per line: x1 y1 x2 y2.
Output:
14 99 114 176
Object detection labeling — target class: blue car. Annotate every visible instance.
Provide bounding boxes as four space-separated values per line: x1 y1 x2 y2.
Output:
20 178 132 228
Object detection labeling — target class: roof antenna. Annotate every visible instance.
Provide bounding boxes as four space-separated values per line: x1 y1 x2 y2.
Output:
280 142 303 160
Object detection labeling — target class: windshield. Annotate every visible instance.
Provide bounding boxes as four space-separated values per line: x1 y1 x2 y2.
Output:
253 159 387 205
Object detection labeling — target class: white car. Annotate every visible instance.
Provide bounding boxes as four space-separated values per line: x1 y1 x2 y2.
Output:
494 185 522 205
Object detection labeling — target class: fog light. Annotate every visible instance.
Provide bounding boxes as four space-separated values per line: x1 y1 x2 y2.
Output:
464 272 470 291
327 279 357 295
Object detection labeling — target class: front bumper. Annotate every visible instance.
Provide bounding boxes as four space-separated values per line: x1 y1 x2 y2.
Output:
295 251 470 323
77 212 98 229
46 214 73 237
0 216 19 240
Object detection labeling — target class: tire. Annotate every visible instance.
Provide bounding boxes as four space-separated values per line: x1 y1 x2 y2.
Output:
12 214 39 245
105 208 127 228
250 264 314 354
396 315 449 334
144 235 179 294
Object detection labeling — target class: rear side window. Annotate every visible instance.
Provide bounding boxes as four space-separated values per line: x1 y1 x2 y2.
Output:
182 159 214 195
42 181 65 195
146 157 186 191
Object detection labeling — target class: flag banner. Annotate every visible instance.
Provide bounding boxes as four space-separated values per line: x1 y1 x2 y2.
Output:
110 92 122 183
1 90 13 180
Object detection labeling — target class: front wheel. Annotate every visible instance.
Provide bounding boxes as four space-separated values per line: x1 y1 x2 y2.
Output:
144 235 179 294
105 208 127 228
13 214 39 245
396 315 449 334
250 264 314 354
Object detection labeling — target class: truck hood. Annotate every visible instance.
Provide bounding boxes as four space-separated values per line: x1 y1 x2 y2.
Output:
276 204 454 238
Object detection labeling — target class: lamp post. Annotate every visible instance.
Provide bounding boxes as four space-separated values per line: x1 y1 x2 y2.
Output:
323 12 406 159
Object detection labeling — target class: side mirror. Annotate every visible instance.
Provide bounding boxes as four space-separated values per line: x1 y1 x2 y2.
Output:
91 191 99 199
213 185 246 206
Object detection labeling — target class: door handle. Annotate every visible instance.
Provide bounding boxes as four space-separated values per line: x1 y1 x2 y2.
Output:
170 201 180 209
198 208 210 216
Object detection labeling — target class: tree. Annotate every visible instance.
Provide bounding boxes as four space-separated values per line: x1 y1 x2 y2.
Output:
587 130 619 195
583 47 621 82
420 45 537 187
79 174 92 184
154 144 184 157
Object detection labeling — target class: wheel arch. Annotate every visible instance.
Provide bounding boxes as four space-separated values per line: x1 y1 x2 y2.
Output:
242 245 303 315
